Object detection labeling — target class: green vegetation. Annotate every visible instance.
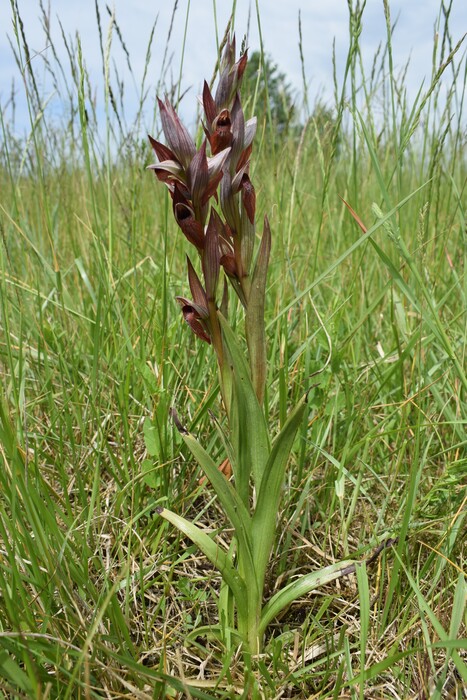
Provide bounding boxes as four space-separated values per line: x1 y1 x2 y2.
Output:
0 1 466 698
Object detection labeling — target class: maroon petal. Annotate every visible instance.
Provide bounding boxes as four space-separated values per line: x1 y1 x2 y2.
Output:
201 147 231 206
177 303 211 344
211 110 233 155
176 296 208 319
174 203 205 249
207 147 231 179
147 164 174 186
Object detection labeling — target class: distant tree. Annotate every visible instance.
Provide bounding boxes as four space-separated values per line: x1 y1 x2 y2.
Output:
240 51 341 156
241 51 297 134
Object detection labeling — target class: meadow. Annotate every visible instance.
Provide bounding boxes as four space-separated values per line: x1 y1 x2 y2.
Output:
0 1 466 698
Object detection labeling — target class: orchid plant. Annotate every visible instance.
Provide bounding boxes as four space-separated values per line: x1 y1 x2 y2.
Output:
148 38 355 658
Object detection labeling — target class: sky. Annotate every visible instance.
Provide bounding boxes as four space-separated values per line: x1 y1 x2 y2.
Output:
1 0 466 136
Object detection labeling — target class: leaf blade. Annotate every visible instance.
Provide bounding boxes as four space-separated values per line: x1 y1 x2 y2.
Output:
259 559 355 636
252 394 308 590
179 430 258 593
157 507 247 611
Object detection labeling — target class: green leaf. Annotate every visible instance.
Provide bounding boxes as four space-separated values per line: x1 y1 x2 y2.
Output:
179 430 258 596
141 459 161 489
252 394 307 591
156 507 248 614
259 559 356 637
143 417 159 457
218 313 270 497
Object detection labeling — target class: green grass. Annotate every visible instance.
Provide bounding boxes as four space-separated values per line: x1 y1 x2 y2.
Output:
1 1 466 697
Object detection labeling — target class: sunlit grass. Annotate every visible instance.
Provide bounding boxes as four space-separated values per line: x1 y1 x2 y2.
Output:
0 0 465 697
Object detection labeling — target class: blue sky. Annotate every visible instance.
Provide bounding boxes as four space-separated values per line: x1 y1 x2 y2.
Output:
1 0 466 135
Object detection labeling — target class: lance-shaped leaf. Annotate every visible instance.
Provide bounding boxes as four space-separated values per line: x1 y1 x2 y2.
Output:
218 313 270 504
251 393 308 592
158 97 196 170
259 559 356 637
172 420 258 599
202 210 221 302
156 506 248 611
245 216 270 404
